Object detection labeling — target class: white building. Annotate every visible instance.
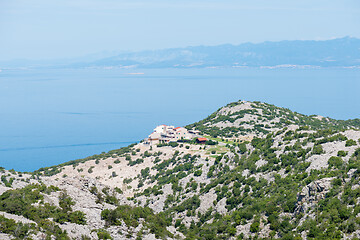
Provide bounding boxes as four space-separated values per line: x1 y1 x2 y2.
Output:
148 132 161 142
174 127 193 140
145 124 199 144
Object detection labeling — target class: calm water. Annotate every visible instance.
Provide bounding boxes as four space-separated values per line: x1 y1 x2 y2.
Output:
0 67 359 172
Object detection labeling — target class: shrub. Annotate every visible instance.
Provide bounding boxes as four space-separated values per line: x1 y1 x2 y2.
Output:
140 167 150 178
128 158 144 166
354 148 360 158
191 182 198 191
88 166 94 173
328 156 343 169
97 229 112 239
337 150 347 157
175 195 201 212
69 211 87 225
194 170 203 177
157 142 179 148
238 143 247 154
114 187 123 194
207 166 215 178
346 139 357 147
250 219 260 233
101 205 171 238
168 142 179 147
205 140 218 145
312 144 324 155
332 178 342 186
0 215 34 238
123 178 133 184
1 176 13 187
227 226 236 236
59 192 74 212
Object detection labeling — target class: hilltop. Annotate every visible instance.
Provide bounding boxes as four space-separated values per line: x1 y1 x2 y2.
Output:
187 101 360 138
0 100 360 239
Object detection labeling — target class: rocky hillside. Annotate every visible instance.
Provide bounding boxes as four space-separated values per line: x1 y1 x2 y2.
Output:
187 101 360 138
1 100 360 240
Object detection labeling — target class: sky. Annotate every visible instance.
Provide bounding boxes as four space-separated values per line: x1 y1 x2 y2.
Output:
0 0 359 60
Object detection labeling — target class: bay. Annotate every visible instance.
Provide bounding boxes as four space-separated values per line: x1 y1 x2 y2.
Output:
0 67 359 171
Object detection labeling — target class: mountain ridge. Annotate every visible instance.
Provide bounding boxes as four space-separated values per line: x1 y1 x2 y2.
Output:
79 37 360 69
1 37 360 69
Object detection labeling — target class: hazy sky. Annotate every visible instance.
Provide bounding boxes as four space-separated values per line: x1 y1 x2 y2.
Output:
0 0 359 60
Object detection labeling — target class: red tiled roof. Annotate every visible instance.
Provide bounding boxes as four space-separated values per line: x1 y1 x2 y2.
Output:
197 137 207 141
174 127 181 130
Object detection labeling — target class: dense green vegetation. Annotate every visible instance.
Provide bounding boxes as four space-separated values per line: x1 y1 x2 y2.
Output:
0 215 35 239
0 184 86 239
101 205 172 239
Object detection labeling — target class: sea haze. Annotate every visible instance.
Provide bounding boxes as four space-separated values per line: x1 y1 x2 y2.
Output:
0 68 359 172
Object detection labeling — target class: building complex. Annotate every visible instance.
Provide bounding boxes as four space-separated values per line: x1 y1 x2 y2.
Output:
145 124 201 144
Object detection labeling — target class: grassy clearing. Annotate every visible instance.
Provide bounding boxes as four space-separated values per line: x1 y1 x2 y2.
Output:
205 135 237 145
206 146 229 155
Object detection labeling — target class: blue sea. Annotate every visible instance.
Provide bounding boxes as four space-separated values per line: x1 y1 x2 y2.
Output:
0 67 359 172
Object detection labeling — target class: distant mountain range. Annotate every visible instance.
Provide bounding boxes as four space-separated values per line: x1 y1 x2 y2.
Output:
1 37 360 69
78 37 360 69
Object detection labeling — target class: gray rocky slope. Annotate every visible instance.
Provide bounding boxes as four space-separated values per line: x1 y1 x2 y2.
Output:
1 100 360 240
